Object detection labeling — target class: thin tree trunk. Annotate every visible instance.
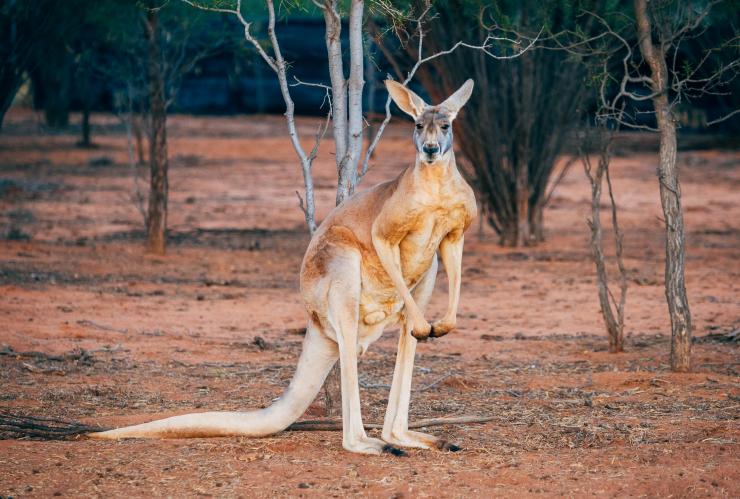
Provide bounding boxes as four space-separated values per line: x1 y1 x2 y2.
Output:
133 111 146 165
529 200 545 243
514 50 534 247
41 52 72 129
583 139 625 353
76 63 93 147
80 106 91 147
634 0 691 371
344 0 364 199
514 161 530 246
499 218 518 247
0 74 23 131
364 34 376 152
322 1 349 206
145 7 168 255
78 78 92 148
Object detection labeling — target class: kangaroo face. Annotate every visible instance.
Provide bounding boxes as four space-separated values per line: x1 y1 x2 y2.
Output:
384 78 475 165
414 108 454 164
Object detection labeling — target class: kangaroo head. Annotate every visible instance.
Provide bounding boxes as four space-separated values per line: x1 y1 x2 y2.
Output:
385 79 474 164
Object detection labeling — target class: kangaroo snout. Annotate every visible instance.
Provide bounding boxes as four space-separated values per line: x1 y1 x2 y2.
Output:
422 143 440 155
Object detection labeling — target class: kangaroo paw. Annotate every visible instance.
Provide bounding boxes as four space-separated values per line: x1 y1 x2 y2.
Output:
382 444 408 457
435 439 462 452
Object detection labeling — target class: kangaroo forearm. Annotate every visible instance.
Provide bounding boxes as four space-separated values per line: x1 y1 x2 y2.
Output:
439 235 464 323
373 239 423 318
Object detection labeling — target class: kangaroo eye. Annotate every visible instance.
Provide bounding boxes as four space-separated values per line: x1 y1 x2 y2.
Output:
415 123 423 130
441 124 450 131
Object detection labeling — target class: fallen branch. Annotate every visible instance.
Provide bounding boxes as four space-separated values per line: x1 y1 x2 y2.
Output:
0 411 109 440
416 373 453 392
76 320 128 335
0 345 93 362
287 415 494 431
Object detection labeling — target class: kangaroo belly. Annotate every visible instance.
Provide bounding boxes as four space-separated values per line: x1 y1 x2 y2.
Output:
358 254 435 327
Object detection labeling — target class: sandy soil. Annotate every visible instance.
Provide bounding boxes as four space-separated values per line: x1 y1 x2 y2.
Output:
0 108 738 498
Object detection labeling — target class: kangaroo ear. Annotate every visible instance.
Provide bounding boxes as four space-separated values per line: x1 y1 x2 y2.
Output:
385 80 428 119
440 79 474 119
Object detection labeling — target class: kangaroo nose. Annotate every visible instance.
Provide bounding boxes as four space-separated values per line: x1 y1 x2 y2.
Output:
422 143 439 155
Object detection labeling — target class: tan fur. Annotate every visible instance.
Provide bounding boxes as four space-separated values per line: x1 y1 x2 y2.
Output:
91 79 477 455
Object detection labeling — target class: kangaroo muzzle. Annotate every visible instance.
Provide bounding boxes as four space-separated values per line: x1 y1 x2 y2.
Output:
422 142 440 162
422 143 440 155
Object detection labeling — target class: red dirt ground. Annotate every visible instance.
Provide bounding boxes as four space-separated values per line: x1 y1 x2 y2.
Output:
0 108 738 497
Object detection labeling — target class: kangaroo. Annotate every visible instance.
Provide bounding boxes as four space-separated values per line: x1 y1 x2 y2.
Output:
91 79 477 455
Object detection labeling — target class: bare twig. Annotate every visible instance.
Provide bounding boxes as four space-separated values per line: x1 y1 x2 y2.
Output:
415 373 453 392
76 320 129 335
706 108 740 126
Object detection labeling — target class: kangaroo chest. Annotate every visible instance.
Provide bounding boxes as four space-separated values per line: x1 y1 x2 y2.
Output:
359 193 471 329
399 199 469 277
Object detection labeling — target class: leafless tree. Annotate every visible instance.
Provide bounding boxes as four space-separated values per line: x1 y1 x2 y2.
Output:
144 5 169 255
560 0 739 371
183 0 324 233
580 128 628 353
96 2 223 254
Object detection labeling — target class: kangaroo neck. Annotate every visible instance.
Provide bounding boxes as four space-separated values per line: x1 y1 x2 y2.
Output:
412 150 457 185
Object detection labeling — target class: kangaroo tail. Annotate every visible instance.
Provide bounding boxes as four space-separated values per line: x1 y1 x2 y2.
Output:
89 323 337 439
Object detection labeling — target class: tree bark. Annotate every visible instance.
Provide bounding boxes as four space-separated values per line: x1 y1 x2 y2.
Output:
80 105 91 147
364 34 376 151
145 7 168 255
584 143 625 353
344 0 364 199
133 111 146 165
78 73 92 148
38 46 72 128
322 1 349 206
75 61 94 147
529 200 545 244
0 73 23 131
514 50 534 247
634 0 692 371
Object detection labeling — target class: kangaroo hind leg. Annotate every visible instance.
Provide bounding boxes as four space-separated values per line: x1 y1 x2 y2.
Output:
382 257 461 451
325 250 404 456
